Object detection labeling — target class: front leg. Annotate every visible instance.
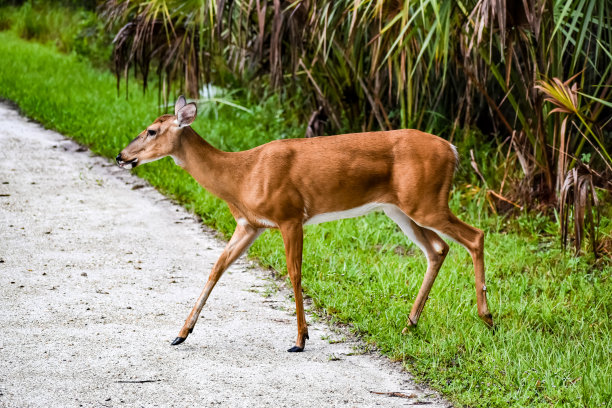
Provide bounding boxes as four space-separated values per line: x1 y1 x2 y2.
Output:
279 222 309 352
172 223 262 345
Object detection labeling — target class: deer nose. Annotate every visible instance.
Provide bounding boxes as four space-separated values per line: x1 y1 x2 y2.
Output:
115 154 123 164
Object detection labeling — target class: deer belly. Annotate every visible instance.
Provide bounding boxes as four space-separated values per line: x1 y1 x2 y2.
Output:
304 202 392 225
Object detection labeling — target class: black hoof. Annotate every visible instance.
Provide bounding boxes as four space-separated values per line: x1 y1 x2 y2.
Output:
171 337 186 346
287 346 304 352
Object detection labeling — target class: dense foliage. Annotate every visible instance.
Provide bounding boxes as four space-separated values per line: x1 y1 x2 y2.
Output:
102 0 611 206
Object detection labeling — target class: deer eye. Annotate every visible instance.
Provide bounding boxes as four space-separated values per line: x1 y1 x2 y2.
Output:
147 129 157 137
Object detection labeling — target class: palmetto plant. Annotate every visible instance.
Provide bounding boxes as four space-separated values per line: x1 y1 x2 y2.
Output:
535 75 611 255
536 75 612 182
459 0 611 199
102 0 460 132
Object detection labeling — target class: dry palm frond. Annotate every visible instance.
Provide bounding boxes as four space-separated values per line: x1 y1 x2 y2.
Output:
559 165 600 256
101 0 212 100
100 0 460 131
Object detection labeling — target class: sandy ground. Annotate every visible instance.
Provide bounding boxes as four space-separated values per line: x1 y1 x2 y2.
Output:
0 102 450 407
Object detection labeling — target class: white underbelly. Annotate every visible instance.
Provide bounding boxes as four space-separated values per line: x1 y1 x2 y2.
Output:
304 202 394 225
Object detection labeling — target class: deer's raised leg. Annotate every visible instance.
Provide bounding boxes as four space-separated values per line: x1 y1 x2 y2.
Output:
279 222 309 352
384 206 449 331
171 224 262 345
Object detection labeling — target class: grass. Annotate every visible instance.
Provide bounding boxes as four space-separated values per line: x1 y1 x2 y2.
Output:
0 1 112 68
0 30 611 407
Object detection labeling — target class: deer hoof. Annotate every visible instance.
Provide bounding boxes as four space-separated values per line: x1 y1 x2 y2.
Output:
402 317 418 334
171 337 186 346
287 346 304 352
479 312 494 328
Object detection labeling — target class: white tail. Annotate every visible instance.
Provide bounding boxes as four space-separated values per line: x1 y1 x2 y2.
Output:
116 96 493 352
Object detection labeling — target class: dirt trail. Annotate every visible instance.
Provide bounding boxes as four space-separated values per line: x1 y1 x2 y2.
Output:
0 102 449 407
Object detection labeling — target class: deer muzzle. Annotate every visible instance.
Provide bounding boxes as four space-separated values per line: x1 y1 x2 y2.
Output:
116 154 138 169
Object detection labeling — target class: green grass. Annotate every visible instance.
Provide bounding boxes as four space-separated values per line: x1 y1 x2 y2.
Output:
0 1 112 68
0 31 610 407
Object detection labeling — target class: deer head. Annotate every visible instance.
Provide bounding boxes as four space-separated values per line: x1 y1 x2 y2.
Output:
116 96 197 169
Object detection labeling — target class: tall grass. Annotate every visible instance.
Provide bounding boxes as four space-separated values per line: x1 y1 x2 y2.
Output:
1 31 610 407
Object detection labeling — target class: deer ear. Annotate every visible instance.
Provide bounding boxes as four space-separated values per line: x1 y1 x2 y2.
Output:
176 103 197 127
174 95 187 115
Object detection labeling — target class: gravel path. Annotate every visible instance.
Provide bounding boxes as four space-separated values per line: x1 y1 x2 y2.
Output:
0 102 449 407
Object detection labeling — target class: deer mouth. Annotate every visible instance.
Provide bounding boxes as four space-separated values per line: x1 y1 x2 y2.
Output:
116 155 138 169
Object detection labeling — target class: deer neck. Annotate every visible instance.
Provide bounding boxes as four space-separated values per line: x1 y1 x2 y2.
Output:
173 127 240 201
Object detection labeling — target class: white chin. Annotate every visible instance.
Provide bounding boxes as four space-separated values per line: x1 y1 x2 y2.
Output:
119 159 138 169
127 159 139 169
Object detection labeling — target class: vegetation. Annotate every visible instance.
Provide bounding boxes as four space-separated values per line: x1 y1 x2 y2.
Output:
1 30 611 407
3 0 609 253
0 0 112 67
1 2 611 406
102 0 612 212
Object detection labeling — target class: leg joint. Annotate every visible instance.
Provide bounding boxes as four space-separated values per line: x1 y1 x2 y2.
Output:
474 228 485 249
428 239 449 263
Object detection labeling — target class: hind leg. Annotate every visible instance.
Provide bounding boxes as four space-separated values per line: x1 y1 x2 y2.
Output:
408 209 493 327
384 206 449 330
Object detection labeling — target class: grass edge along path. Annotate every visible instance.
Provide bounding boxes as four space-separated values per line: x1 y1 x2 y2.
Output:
0 31 610 408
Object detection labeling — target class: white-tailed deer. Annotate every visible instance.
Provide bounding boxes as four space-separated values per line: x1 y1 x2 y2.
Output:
116 96 493 352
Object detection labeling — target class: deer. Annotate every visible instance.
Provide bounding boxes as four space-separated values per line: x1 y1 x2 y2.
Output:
116 96 494 352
